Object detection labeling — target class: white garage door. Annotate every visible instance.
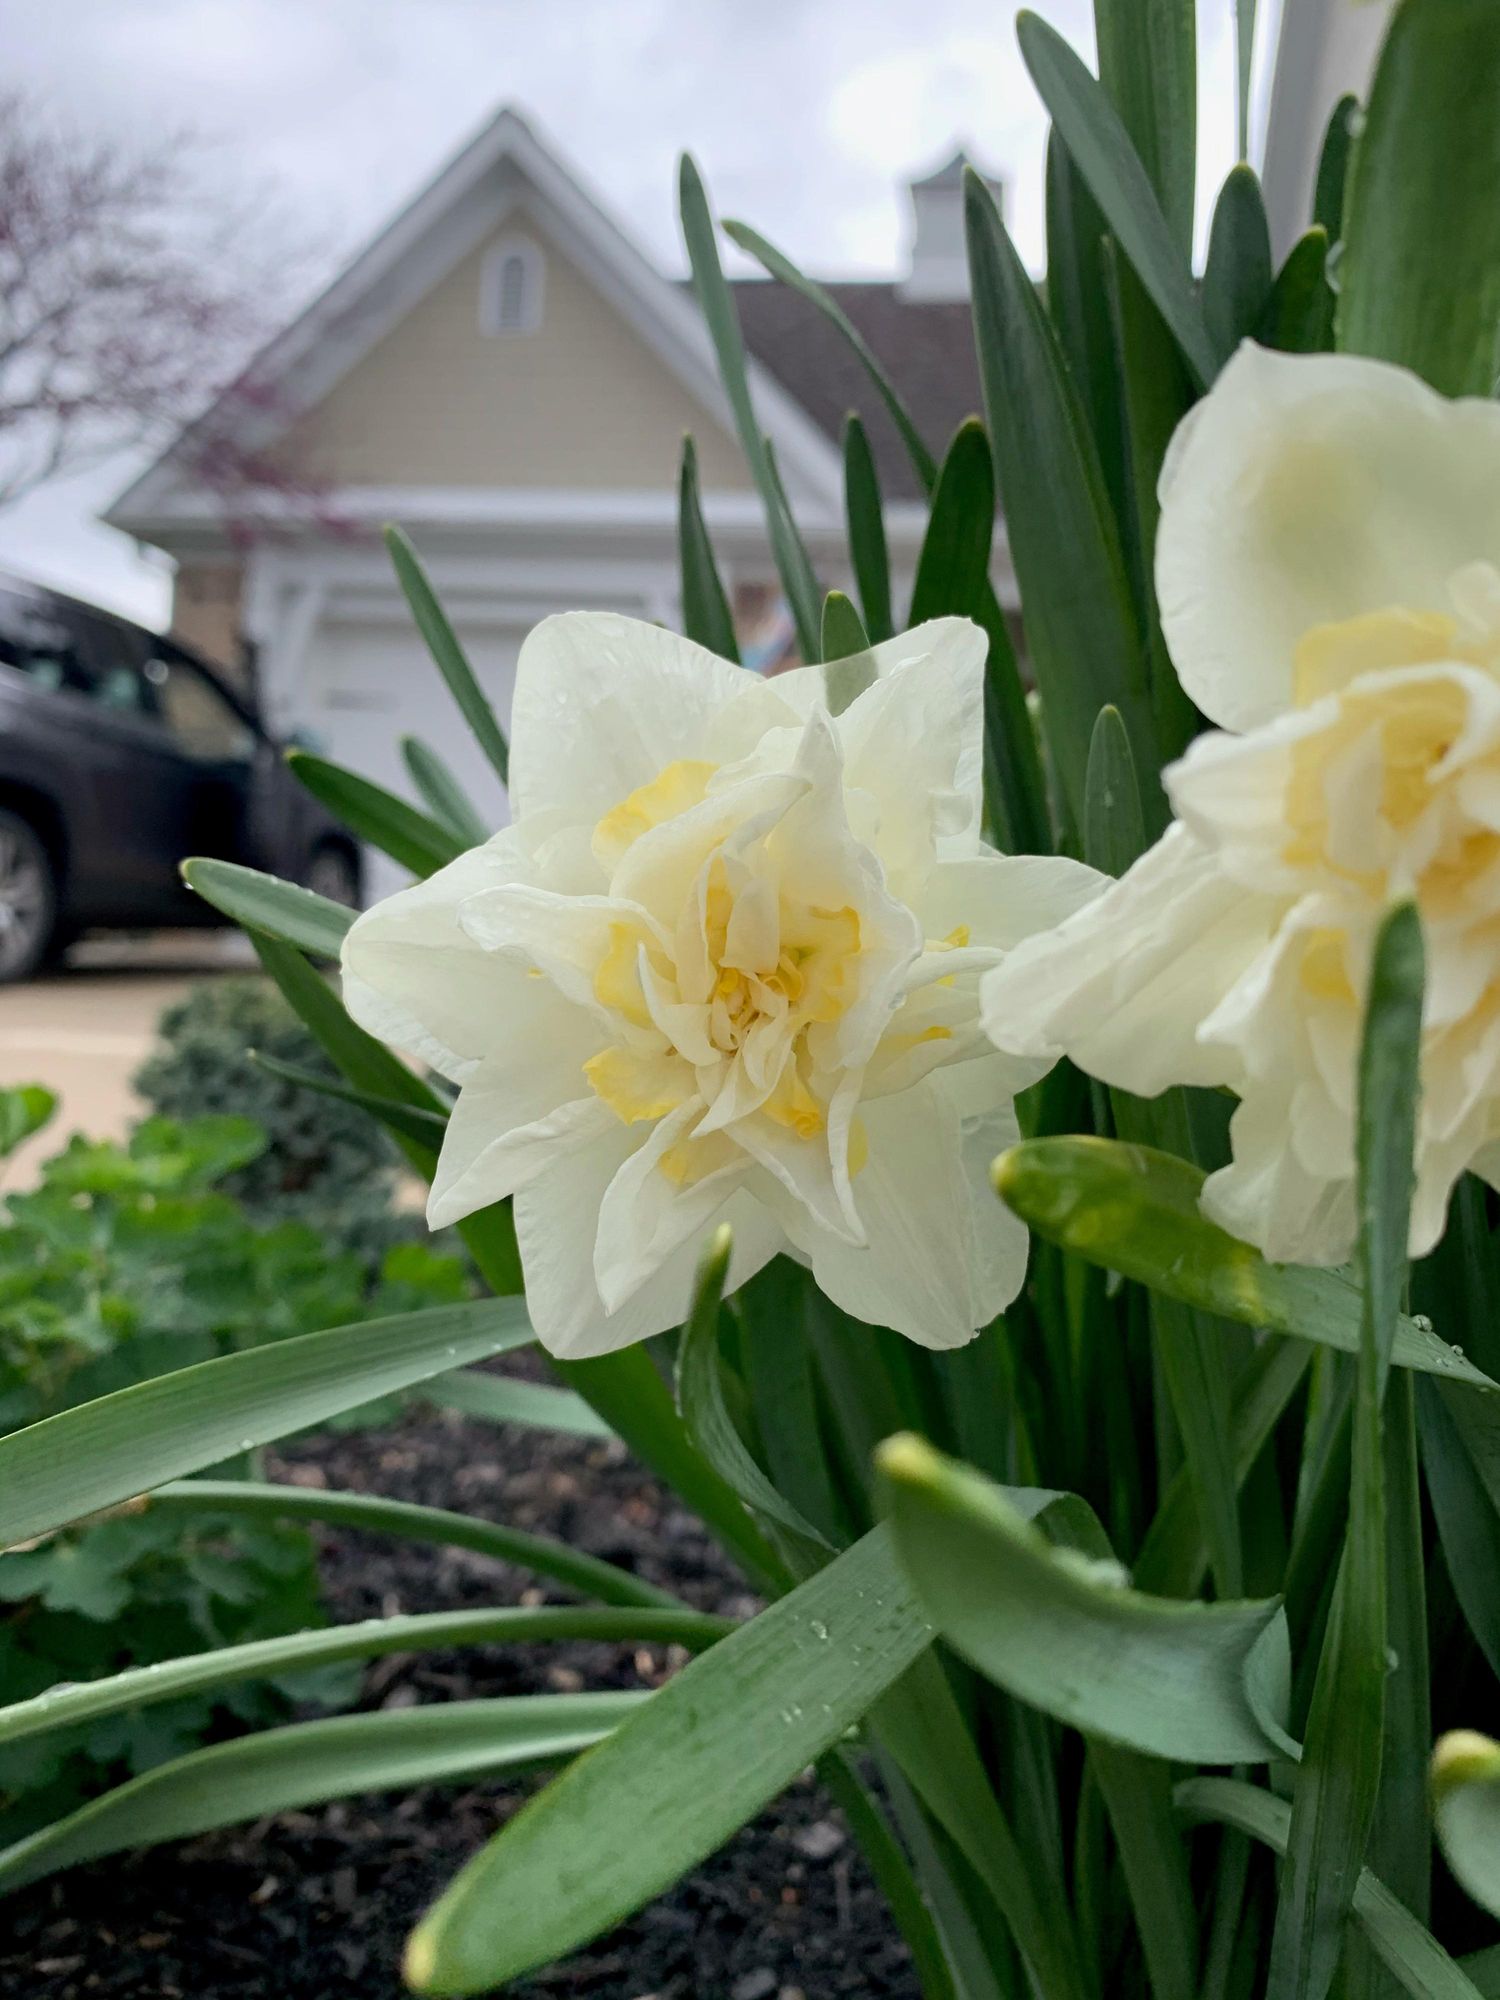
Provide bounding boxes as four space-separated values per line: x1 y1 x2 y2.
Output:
299 615 521 901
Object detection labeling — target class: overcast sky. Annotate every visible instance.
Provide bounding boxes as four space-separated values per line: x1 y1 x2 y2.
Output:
0 0 1258 626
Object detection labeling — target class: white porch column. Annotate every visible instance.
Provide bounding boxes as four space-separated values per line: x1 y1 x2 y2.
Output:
1261 0 1396 262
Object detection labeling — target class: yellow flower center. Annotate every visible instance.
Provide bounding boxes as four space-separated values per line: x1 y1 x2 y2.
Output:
582 758 869 1163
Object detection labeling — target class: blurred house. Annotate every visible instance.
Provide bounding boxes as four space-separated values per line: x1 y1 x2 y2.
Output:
104 110 1008 883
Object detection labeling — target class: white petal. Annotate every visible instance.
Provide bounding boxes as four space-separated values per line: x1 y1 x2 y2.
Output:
916 852 1107 951
832 617 990 891
516 1122 780 1358
508 612 755 825
981 822 1281 1096
592 1099 745 1308
340 828 542 1081
422 986 612 1227
798 1072 1022 1349
1156 343 1500 731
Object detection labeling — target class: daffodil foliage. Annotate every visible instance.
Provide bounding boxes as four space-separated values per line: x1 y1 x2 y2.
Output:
4 5 1500 1999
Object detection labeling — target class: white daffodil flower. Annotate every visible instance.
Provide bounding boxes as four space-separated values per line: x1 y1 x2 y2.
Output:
982 342 1500 1267
342 613 1099 1355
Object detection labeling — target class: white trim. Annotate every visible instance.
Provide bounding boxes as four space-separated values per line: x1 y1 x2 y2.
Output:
1261 0 1394 262
479 232 545 335
106 106 843 533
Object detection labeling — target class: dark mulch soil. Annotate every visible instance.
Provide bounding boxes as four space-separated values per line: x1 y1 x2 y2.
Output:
0 1356 919 2000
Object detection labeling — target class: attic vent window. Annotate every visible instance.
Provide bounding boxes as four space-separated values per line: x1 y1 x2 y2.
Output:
481 236 544 335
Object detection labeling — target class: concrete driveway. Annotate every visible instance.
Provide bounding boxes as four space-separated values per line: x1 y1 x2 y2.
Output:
0 931 256 1183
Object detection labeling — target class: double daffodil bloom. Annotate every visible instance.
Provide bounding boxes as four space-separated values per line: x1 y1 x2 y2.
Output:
342 614 1098 1354
982 343 1500 1266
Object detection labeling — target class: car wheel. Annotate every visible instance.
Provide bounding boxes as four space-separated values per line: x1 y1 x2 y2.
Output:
0 808 59 984
305 842 360 910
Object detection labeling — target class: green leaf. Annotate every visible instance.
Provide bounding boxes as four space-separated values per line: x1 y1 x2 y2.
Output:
1234 0 1258 160
1419 1379 1500 1678
1016 10 1218 387
0 1295 532 1550
721 219 938 494
247 1047 450 1151
1202 164 1274 362
674 1226 829 1580
403 1526 932 1995
249 933 448 1177
1091 0 1197 254
385 524 510 787
417 1368 614 1439
879 1435 1290 1764
1180 1777 1484 2000
0 1605 727 1753
1083 704 1147 878
820 589 872 666
908 419 995 632
0 1694 640 1894
1337 0 1500 395
1313 95 1359 243
1271 902 1424 2000
1088 1742 1198 2000
287 750 465 880
841 413 892 643
1044 129 1124 509
677 435 739 661
144 1477 683 1610
1257 228 1335 355
401 736 491 848
964 168 1151 831
0 1084 55 1160
678 157 821 660
992 1136 1491 1388
181 856 353 958
1434 1731 1500 1922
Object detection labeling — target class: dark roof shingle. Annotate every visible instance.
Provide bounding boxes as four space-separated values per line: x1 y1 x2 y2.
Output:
727 280 982 502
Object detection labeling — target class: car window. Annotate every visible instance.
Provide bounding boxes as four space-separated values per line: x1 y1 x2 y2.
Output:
143 652 256 762
0 586 98 697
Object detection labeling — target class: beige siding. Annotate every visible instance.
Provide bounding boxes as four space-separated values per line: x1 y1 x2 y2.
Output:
170 562 245 680
281 226 753 492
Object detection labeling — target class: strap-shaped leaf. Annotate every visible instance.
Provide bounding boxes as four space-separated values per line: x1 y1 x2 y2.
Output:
722 219 938 494
1338 0 1500 396
965 168 1150 832
402 735 490 847
386 524 510 787
675 1227 830 1581
1313 94 1359 243
1202 164 1273 362
993 1136 1492 1388
677 435 739 661
417 1367 613 1440
0 1295 532 1550
144 1477 684 1611
248 1046 450 1150
678 156 821 660
1258 228 1334 356
0 1605 727 1753
287 750 465 879
879 1435 1290 1764
1180 1777 1484 2000
0 1695 641 1894
842 413 892 643
182 856 353 958
908 419 995 631
1016 11 1217 387
1091 0 1197 255
820 589 872 667
404 1526 932 1995
1271 902 1424 1999
1083 704 1147 878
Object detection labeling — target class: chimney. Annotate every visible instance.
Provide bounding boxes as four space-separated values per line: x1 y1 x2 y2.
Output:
900 147 1006 302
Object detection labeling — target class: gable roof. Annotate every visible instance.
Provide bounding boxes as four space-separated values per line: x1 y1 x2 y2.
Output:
107 107 845 535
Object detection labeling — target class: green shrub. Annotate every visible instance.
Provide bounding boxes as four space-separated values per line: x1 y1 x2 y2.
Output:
133 975 410 1263
0 1087 467 1838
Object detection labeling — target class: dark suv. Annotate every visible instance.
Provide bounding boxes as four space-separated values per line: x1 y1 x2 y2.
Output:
0 572 360 981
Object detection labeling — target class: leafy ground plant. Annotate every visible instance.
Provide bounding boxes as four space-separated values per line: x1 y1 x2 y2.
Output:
4 3 1500 1996
0 1088 465 1841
